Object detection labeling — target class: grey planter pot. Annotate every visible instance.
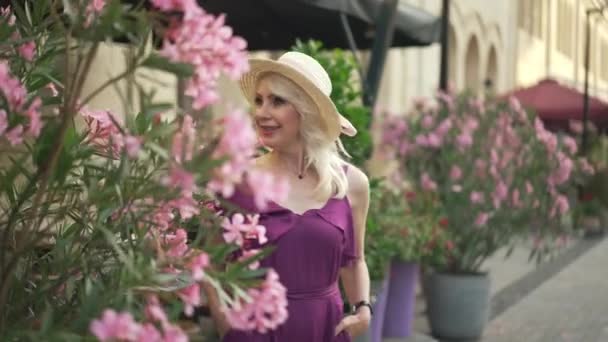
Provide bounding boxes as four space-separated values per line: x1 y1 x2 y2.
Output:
424 272 491 340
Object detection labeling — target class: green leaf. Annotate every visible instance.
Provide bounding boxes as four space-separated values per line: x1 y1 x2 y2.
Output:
141 54 194 78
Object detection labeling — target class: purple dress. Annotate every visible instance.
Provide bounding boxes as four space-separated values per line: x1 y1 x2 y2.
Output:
223 185 357 342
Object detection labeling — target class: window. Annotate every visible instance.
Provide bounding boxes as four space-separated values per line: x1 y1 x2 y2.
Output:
519 0 545 38
557 0 575 58
531 0 544 38
601 40 608 81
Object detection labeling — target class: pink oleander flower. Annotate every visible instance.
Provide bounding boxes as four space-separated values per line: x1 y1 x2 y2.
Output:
526 181 534 194
150 0 198 13
244 214 267 245
208 110 258 197
18 41 36 61
470 191 484 204
449 165 462 181
24 98 42 137
167 195 199 220
0 60 27 111
561 136 578 155
239 249 262 270
162 324 188 342
145 295 168 325
549 152 573 186
84 0 107 27
161 167 197 197
456 133 473 151
137 323 162 342
246 169 290 210
88 0 106 13
415 134 429 147
163 229 189 258
420 173 437 191
5 125 24 145
463 116 480 132
214 109 257 159
172 115 196 163
511 189 522 208
569 120 583 134
578 157 595 175
222 213 267 247
0 109 7 136
1 6 16 26
90 309 141 341
124 135 142 158
421 115 434 129
427 132 441 148
224 269 288 333
549 194 570 218
509 96 522 113
474 212 489 227
492 181 508 209
47 83 59 97
188 252 210 281
177 283 201 316
222 213 248 246
149 202 175 231
435 117 452 137
80 107 125 155
157 6 249 109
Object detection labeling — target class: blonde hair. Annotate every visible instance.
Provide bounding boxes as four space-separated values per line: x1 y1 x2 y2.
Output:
259 73 350 200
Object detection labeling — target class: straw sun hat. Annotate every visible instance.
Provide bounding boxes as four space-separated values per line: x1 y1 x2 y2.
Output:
239 51 357 141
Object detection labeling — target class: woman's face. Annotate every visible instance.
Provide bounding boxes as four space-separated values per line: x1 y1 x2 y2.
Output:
253 78 302 151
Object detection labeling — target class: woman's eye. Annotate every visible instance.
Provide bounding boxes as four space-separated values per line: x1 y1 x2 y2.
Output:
254 96 263 106
272 96 286 106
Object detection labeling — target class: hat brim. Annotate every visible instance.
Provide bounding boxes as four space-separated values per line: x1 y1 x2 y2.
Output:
240 58 357 140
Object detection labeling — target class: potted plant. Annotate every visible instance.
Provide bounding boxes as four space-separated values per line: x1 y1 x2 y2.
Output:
0 1 289 340
376 91 594 339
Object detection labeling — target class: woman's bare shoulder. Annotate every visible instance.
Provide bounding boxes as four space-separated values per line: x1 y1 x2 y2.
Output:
343 162 369 201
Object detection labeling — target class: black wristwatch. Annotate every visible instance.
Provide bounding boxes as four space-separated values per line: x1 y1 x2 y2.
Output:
352 301 373 316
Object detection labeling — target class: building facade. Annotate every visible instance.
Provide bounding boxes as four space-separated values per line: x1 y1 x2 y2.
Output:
376 0 608 113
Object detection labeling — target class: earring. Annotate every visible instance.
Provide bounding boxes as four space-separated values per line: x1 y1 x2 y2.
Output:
298 147 304 179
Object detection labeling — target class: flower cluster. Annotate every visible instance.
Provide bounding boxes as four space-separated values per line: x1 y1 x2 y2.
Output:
90 295 188 342
223 270 289 333
152 0 249 109
80 107 142 158
0 61 43 145
377 91 594 272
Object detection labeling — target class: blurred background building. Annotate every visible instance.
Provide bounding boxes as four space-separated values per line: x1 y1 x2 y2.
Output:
82 0 608 120
377 0 608 112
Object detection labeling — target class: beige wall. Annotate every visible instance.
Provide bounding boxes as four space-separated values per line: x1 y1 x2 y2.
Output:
82 43 178 121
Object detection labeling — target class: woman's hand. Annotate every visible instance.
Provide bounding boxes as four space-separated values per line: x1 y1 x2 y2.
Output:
334 306 372 338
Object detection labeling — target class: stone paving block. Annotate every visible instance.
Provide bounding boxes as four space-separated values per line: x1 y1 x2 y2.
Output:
384 332 437 342
483 238 608 342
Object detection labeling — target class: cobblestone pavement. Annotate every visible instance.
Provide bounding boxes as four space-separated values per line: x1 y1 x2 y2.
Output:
396 236 607 342
483 236 608 342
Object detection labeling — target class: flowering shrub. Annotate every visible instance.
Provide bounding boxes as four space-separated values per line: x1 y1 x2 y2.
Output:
365 181 439 280
0 1 289 340
377 91 594 273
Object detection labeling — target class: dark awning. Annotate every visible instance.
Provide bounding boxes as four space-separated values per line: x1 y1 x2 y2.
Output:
199 0 441 50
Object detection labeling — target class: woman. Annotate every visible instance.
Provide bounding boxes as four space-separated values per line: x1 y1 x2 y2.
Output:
205 51 372 341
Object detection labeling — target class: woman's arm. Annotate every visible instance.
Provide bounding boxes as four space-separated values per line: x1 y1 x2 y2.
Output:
336 165 372 337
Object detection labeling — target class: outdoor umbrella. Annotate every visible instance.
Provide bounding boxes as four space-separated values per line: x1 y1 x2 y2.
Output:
198 0 441 50
506 78 608 131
